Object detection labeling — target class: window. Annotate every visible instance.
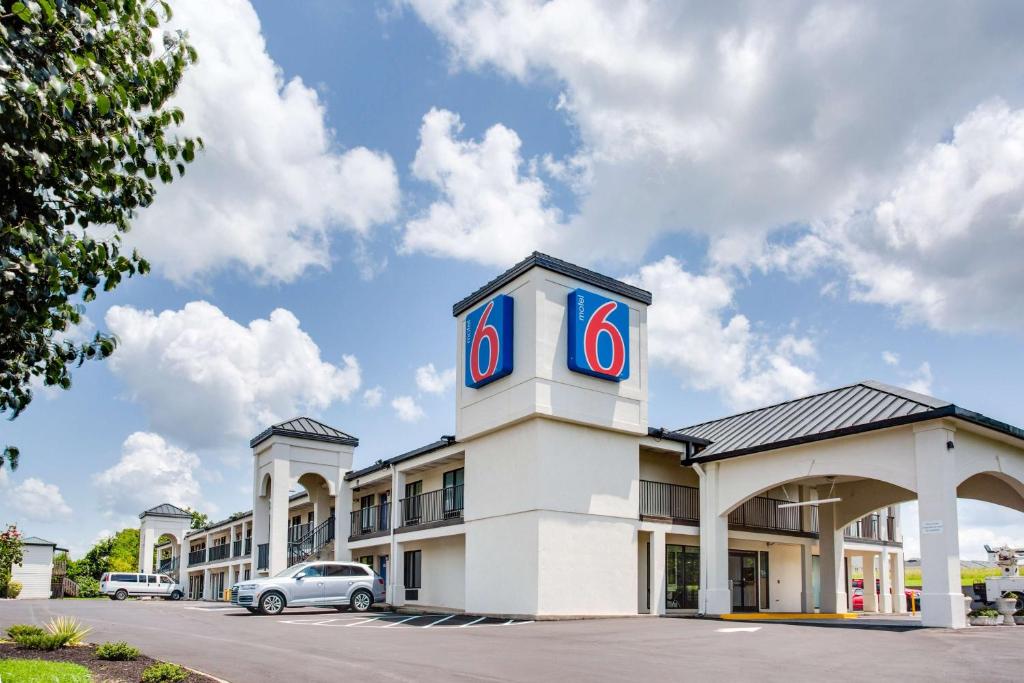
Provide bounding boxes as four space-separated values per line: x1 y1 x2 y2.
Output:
357 555 374 567
404 481 423 524
327 564 372 577
296 565 324 579
160 577 172 584
148 576 158 584
666 545 699 609
403 550 422 589
244 568 251 581
291 515 301 527
112 574 137 583
360 495 375 531
443 468 464 515
308 511 314 524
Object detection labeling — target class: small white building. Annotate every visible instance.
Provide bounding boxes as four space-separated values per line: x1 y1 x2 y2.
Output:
11 537 66 599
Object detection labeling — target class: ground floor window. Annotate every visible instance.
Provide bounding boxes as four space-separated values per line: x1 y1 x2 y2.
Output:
244 568 251 581
357 555 374 567
404 550 422 589
666 545 699 609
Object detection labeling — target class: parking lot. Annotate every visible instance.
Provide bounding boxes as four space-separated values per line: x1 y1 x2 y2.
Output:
1 599 1021 682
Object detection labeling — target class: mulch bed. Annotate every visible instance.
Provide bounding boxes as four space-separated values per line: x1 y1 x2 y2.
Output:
0 642 218 682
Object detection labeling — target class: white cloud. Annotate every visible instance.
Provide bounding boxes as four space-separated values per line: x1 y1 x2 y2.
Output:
4 477 72 522
391 395 425 423
415 363 456 394
627 256 817 410
905 362 934 395
363 386 384 408
882 351 900 367
401 108 564 265
105 301 361 449
407 1 1024 331
131 0 400 283
93 432 207 519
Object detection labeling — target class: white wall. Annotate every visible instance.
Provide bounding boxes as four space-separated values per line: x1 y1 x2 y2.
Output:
767 543 803 612
403 535 466 610
12 545 53 599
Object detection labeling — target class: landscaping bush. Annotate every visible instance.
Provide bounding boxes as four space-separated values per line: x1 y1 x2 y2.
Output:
45 615 92 645
96 640 141 661
77 575 101 598
6 580 22 598
968 608 1000 617
6 623 45 639
13 632 73 650
141 662 190 683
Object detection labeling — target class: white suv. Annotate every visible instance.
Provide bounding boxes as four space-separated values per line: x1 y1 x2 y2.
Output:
100 572 184 601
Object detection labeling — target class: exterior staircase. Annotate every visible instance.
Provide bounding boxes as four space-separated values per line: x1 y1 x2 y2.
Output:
287 516 336 567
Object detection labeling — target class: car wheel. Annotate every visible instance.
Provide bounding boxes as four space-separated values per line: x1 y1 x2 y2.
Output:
259 591 285 616
169 590 183 601
350 589 373 613
115 589 128 601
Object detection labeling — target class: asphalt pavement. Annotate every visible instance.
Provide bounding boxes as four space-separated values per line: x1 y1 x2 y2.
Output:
1 599 1020 682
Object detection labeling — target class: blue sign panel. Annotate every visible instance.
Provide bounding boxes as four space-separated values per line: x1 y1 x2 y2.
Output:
567 288 629 382
464 294 514 389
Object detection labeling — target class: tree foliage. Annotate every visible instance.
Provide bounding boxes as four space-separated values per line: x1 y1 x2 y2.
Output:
186 507 208 530
67 527 139 579
0 0 201 469
0 524 25 595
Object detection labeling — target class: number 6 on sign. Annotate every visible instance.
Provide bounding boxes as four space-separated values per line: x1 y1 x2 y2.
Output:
464 294 514 389
567 288 630 381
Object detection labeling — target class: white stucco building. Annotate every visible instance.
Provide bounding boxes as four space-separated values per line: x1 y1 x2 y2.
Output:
142 253 1024 628
11 536 67 599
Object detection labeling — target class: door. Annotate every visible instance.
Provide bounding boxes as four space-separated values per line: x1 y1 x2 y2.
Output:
322 564 353 604
729 551 759 612
290 564 326 605
443 468 464 516
159 576 174 596
145 575 160 595
379 555 388 590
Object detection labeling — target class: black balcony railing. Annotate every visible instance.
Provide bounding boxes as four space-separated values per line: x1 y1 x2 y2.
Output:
288 523 312 543
639 480 699 522
400 485 464 528
158 557 178 574
844 513 896 542
209 543 230 562
350 503 390 538
188 548 206 565
232 539 243 557
245 537 252 555
728 495 803 533
256 543 269 570
288 516 336 567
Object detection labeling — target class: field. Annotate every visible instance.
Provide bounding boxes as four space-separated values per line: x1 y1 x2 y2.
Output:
903 566 1002 587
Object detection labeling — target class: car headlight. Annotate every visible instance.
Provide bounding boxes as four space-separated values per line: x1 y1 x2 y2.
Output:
236 584 258 590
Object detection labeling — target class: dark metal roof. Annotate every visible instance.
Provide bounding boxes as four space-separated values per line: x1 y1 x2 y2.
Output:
22 536 57 546
139 503 193 519
249 417 359 449
675 380 1024 462
346 436 457 481
452 252 653 316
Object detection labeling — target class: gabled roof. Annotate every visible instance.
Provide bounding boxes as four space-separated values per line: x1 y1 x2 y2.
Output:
250 417 359 449
674 380 1024 462
452 251 653 316
22 536 57 546
139 503 193 519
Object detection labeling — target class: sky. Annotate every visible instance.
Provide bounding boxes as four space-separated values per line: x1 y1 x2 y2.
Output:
2 0 1024 560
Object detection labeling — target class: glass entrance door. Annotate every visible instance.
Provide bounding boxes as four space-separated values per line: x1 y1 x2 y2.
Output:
729 551 759 612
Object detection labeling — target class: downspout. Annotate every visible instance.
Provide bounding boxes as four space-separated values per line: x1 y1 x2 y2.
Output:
691 461 707 616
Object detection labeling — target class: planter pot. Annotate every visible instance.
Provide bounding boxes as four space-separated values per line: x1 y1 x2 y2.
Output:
1014 616 1024 625
964 595 973 618
969 616 1000 626
996 598 1017 626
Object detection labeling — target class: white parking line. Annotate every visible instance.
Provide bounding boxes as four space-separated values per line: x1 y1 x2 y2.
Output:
459 616 487 628
344 616 388 627
423 614 455 628
716 626 761 633
383 616 419 628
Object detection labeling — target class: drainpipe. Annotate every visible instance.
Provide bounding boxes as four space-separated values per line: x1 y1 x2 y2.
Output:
691 462 707 616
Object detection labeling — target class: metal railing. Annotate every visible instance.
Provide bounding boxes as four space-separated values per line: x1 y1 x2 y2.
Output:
844 513 897 542
245 537 252 555
639 480 699 522
350 503 390 538
288 523 312 543
188 548 206 565
158 557 179 574
232 539 243 557
208 543 230 562
288 516 336 567
256 543 269 570
728 495 803 533
400 485 464 528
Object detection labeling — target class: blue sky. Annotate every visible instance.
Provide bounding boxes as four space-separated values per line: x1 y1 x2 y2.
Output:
2 0 1024 559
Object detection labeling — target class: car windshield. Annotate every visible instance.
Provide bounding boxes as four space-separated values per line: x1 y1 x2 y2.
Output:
275 563 308 578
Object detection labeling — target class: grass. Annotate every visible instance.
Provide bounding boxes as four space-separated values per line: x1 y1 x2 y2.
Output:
904 566 1003 587
0 658 91 682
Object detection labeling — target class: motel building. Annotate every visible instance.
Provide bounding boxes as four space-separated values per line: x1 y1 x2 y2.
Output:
140 253 1024 629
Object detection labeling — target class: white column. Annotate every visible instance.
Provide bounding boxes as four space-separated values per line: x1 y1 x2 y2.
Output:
800 542 815 613
268 457 291 577
138 527 156 574
696 462 730 615
914 422 965 628
202 568 211 600
651 529 666 615
863 553 878 612
388 468 406 606
817 493 847 613
335 477 353 562
226 565 235 596
893 549 907 613
880 548 893 613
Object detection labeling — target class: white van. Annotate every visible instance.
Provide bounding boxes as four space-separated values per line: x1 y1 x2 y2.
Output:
100 572 184 601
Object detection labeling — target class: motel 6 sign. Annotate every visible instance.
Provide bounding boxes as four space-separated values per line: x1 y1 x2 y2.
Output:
464 294 515 389
567 288 629 382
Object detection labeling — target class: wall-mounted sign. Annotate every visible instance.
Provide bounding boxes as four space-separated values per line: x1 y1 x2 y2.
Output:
567 288 629 382
921 520 944 535
464 294 514 389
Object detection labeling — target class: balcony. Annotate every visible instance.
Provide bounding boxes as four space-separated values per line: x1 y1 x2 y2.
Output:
232 539 243 557
208 543 230 562
288 523 313 543
844 513 897 544
350 503 390 540
399 485 464 531
728 495 804 534
188 548 206 565
256 543 269 571
639 480 699 523
244 537 252 555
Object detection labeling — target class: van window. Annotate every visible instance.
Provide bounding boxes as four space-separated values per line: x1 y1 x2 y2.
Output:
148 576 158 584
101 573 110 581
112 574 137 582
160 576 172 584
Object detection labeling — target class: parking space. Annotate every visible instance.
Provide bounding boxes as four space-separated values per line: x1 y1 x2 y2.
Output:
276 611 533 629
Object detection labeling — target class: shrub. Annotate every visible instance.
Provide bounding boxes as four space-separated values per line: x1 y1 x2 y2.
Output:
6 580 22 598
76 576 101 598
13 633 72 650
1002 592 1019 600
969 608 1000 617
95 640 141 661
6 624 45 639
45 616 91 645
141 662 190 683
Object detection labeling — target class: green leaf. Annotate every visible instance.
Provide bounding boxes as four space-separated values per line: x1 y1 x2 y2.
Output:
144 8 159 27
11 2 31 22
96 94 110 115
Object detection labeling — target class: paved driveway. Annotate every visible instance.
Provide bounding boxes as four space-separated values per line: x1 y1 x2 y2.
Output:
1 599 1019 682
